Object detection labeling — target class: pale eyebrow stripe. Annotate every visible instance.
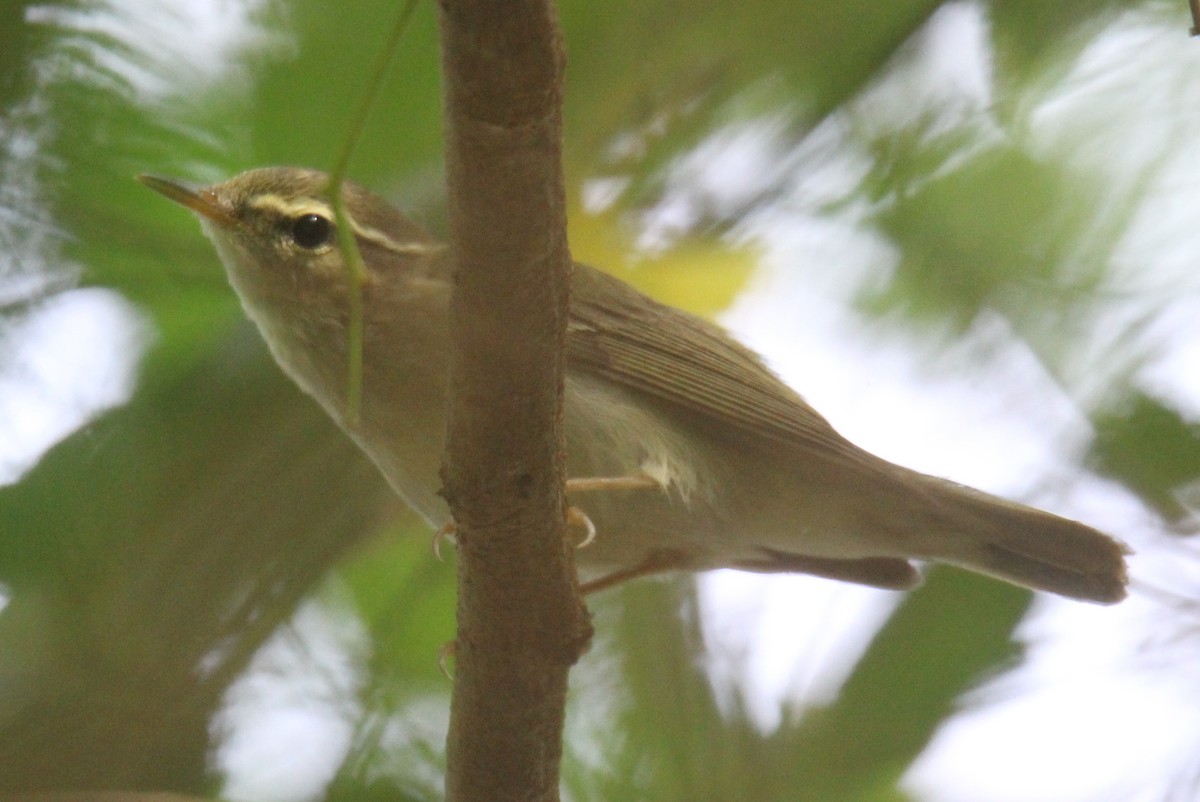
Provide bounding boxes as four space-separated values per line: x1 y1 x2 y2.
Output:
248 194 331 219
248 193 435 256
354 222 436 256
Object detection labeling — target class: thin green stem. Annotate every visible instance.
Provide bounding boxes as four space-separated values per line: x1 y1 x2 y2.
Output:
325 0 422 428
331 201 367 428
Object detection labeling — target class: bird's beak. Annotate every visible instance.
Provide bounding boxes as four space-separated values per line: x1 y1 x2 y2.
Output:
137 174 238 228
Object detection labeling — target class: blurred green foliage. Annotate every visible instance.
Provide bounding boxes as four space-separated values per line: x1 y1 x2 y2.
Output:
0 0 1192 800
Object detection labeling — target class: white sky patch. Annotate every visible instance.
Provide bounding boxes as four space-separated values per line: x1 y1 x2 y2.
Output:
1137 297 1200 422
26 0 284 102
1027 16 1200 417
0 289 151 485
908 667 1198 802
635 114 794 252
906 557 1200 802
852 1 994 148
215 596 367 802
699 571 901 731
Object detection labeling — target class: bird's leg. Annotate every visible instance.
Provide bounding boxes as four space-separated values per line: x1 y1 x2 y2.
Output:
566 475 664 493
579 549 690 595
437 547 689 679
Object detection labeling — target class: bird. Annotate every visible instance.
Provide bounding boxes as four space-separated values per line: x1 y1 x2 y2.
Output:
139 166 1130 604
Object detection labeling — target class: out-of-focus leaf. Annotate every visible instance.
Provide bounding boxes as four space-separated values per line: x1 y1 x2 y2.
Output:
870 146 1102 328
0 2 35 106
989 0 1127 100
561 0 943 207
0 329 395 792
340 526 457 685
780 570 1027 799
575 580 748 802
571 570 1025 801
248 2 443 183
1090 391 1200 522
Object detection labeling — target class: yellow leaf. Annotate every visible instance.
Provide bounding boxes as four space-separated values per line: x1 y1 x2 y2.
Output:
568 202 758 317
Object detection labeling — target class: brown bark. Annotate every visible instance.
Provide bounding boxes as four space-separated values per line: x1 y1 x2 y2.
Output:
437 1 592 801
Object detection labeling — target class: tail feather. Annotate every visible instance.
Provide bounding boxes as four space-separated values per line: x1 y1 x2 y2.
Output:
922 479 1130 604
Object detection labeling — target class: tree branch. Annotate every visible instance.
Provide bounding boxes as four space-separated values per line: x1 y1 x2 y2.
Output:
438 1 591 800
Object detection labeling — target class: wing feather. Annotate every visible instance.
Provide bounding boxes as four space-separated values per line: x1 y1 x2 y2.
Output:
567 264 878 470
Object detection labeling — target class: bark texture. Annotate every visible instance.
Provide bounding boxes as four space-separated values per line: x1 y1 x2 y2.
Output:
438 1 591 800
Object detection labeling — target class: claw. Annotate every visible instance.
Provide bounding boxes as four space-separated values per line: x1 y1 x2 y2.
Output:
568 506 597 549
437 640 456 680
432 521 457 561
434 477 643 559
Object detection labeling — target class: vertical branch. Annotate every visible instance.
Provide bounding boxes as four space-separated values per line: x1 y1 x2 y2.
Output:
438 0 591 800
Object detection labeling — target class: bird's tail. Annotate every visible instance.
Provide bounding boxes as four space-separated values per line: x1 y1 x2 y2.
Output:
911 474 1130 604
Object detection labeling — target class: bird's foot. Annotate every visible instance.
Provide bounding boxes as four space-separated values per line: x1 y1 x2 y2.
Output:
433 474 660 558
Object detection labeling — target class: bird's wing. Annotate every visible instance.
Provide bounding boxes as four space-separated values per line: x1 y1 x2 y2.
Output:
566 264 881 472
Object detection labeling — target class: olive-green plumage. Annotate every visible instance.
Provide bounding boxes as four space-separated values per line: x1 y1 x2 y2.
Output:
140 167 1130 604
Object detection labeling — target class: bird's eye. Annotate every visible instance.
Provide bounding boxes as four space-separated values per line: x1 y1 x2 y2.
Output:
289 213 334 249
